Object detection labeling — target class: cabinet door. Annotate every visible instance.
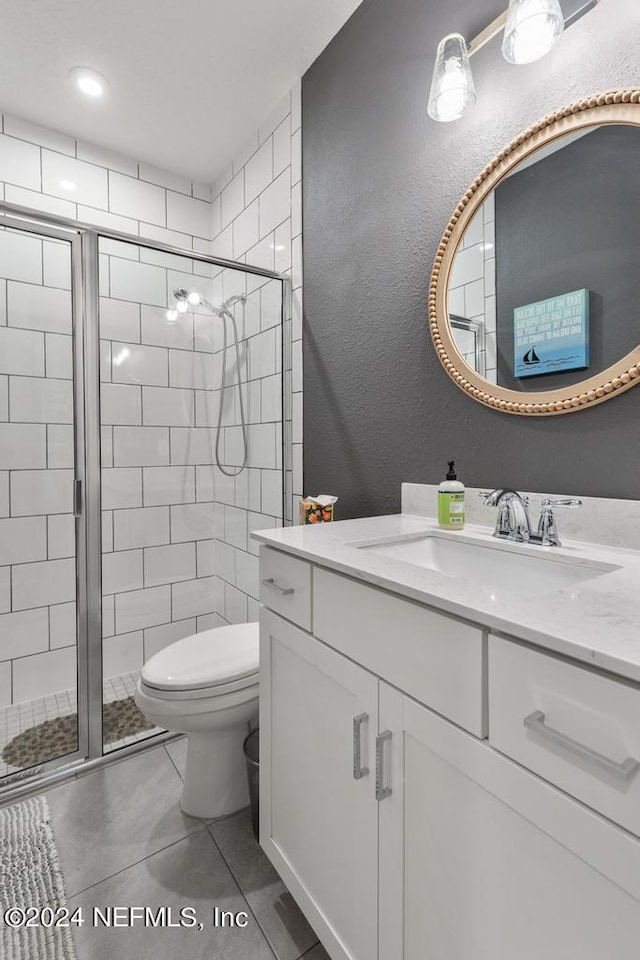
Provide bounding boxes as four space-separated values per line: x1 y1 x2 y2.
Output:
379 684 640 960
260 609 379 960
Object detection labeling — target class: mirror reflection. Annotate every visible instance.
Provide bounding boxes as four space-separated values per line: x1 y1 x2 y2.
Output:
448 124 640 391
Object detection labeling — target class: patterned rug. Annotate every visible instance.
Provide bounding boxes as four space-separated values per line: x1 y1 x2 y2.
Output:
0 795 77 959
2 697 155 769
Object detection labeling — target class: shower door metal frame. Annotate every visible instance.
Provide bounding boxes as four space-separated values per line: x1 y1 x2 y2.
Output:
0 200 288 799
0 212 92 781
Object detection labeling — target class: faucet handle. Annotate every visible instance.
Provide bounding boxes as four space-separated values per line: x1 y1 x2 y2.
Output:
541 498 582 508
534 498 582 546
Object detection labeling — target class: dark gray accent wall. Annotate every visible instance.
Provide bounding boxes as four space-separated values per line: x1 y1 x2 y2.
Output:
495 125 640 392
302 0 640 519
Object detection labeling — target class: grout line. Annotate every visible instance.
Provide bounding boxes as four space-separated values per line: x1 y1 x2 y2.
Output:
205 819 280 960
64 824 210 901
163 739 185 781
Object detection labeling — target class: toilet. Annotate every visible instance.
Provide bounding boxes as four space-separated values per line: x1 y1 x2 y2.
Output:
135 622 259 819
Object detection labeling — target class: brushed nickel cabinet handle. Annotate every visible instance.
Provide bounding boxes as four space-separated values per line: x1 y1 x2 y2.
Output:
523 710 639 783
353 713 370 780
375 730 393 801
261 578 294 596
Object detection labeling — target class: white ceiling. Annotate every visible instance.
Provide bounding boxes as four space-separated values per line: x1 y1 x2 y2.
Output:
0 0 362 184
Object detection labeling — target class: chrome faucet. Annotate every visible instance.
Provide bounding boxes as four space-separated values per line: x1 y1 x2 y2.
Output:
482 489 533 543
482 490 582 547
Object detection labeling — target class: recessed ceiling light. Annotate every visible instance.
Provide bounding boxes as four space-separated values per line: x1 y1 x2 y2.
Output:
69 67 109 99
59 180 76 192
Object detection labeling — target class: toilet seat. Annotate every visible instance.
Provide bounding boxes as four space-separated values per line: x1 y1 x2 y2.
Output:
140 622 259 700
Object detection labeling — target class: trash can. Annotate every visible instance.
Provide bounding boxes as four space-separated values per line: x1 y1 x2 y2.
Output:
243 727 260 841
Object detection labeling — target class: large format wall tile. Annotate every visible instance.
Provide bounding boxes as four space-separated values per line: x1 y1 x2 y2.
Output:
12 646 76 703
42 150 108 207
0 607 49 661
0 133 42 190
144 542 197 587
10 469 73 516
111 341 169 386
113 505 170 550
113 426 170 466
9 376 73 423
7 281 72 333
0 327 44 375
115 584 172 634
142 465 196 506
11 558 76 610
0 231 42 283
0 517 47 565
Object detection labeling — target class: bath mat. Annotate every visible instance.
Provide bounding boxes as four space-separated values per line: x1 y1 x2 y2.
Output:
2 697 155 769
0 795 77 959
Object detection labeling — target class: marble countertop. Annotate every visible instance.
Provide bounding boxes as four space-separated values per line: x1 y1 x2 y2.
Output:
252 513 640 684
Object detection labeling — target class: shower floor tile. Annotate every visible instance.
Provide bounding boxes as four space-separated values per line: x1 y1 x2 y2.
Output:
0 671 162 780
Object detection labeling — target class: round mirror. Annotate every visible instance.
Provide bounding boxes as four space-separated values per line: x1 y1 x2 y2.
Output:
429 90 640 415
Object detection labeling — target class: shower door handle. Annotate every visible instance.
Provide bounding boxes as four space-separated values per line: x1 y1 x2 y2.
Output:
73 480 83 517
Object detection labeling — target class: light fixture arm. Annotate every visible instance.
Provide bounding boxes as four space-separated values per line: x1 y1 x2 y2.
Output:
468 12 508 57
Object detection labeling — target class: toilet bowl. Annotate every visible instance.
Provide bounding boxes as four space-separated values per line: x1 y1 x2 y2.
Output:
135 622 259 819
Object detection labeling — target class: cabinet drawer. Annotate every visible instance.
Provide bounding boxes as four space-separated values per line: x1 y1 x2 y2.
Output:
314 567 486 737
489 634 640 837
259 547 312 631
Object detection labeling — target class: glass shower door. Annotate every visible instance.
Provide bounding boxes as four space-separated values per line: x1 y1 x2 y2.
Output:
0 219 87 783
97 236 284 750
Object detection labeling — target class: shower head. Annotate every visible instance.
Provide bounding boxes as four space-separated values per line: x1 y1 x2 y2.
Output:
166 289 248 322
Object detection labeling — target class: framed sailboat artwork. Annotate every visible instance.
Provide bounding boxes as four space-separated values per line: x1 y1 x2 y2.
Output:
513 289 589 379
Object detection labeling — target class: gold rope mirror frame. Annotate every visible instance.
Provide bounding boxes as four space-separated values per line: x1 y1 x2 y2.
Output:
428 90 640 416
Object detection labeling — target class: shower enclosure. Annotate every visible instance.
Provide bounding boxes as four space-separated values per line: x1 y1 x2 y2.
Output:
0 202 285 797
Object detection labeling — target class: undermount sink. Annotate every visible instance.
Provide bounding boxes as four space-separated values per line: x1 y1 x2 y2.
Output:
355 532 619 598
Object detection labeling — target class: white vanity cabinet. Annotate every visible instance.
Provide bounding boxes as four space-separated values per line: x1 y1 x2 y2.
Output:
379 685 640 960
259 609 379 960
258 545 640 960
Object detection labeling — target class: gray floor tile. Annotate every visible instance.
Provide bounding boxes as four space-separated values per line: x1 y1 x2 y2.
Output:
46 745 204 896
209 809 318 960
69 830 277 960
165 736 188 779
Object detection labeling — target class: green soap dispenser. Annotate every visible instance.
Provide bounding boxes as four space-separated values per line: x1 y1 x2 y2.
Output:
438 461 465 530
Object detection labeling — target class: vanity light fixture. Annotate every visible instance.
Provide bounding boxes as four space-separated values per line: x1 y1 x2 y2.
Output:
428 34 477 123
427 0 598 122
502 0 565 64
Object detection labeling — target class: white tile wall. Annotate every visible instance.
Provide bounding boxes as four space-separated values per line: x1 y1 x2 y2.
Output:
449 199 496 382
205 87 301 624
8 282 72 334
0 91 298 696
0 230 42 283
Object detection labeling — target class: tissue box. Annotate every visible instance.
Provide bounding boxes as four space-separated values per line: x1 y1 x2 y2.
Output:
300 499 335 524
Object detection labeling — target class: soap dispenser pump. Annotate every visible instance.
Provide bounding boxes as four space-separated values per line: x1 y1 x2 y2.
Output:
438 461 465 530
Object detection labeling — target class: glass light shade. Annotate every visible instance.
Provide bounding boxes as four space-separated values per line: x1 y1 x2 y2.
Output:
187 292 202 305
502 0 564 64
176 299 189 314
428 34 477 123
